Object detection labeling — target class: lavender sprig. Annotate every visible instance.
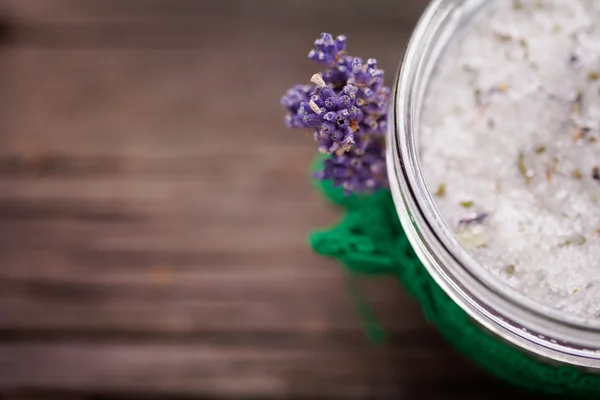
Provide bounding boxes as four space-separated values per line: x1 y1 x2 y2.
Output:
281 33 390 194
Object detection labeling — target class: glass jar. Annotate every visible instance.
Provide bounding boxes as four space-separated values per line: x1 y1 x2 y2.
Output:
388 0 600 369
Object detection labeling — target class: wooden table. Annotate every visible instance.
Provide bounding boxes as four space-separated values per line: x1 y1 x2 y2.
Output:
0 1 550 398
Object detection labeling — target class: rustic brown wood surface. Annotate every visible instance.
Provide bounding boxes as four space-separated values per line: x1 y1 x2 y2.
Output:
0 1 551 399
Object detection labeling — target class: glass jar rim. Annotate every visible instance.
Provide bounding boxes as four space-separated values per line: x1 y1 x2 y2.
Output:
388 0 600 368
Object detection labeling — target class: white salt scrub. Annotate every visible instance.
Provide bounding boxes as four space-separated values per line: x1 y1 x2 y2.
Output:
420 0 600 319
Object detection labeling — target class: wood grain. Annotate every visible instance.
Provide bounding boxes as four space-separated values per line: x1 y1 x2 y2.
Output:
0 340 523 400
0 1 549 398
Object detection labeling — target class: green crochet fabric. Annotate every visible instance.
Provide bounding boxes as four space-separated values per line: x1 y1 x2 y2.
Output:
309 157 600 397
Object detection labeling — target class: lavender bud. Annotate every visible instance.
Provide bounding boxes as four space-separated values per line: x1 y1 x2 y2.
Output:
320 122 335 134
366 58 378 70
302 113 321 127
352 57 363 74
324 111 337 122
338 95 352 109
343 85 358 97
319 86 336 100
338 109 350 119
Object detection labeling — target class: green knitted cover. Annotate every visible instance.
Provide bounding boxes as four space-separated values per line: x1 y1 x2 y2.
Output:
309 157 600 397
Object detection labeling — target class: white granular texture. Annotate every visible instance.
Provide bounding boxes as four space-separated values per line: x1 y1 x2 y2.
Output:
420 0 600 319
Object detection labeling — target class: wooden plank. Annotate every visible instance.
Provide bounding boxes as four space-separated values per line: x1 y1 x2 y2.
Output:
0 341 525 399
0 270 427 335
2 394 85 400
3 0 428 25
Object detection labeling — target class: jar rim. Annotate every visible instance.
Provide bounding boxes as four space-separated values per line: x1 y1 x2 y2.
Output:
388 0 600 368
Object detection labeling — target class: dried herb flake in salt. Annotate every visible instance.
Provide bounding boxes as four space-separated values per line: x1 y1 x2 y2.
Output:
517 151 532 184
593 166 600 181
474 88 483 106
560 235 587 247
496 83 509 93
459 212 488 228
573 92 583 115
495 32 513 42
553 157 560 171
535 145 546 154
505 264 516 275
460 200 474 209
435 183 447 197
570 54 579 63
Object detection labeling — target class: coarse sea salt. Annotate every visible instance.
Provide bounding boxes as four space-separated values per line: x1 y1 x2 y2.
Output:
420 0 600 320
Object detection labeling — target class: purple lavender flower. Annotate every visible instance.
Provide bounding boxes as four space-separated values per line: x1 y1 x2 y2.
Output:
281 84 313 128
281 33 390 194
308 33 347 67
314 138 388 194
